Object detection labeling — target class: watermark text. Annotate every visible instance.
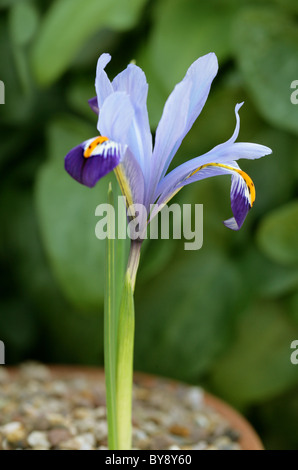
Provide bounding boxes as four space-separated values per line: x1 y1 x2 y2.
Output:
290 80 298 104
0 80 4 104
290 340 298 365
95 197 203 251
0 340 5 364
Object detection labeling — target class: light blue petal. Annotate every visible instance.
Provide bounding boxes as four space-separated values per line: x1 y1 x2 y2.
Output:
112 64 152 180
95 53 113 108
150 161 255 230
97 91 134 143
156 103 272 199
150 53 219 199
97 91 145 206
115 148 145 208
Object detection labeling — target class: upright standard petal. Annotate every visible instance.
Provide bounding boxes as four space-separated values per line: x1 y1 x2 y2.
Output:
98 91 146 206
151 53 219 192
95 53 113 108
65 137 125 188
112 63 152 179
97 91 135 143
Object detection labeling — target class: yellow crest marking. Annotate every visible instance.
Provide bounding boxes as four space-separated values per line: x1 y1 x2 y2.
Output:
84 136 109 158
190 162 256 206
114 165 134 210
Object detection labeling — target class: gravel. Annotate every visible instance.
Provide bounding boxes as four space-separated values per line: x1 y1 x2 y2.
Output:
0 363 242 450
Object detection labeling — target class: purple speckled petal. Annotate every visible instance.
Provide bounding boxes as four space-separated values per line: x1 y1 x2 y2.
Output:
88 96 99 115
65 139 124 188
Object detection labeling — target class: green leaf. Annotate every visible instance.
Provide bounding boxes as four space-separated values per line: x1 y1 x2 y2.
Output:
31 0 147 85
289 292 298 326
116 270 135 450
209 301 298 407
9 0 39 46
0 0 20 9
0 17 33 124
272 0 298 14
35 115 111 310
240 247 298 299
147 0 236 92
256 201 298 266
135 250 242 382
232 7 298 135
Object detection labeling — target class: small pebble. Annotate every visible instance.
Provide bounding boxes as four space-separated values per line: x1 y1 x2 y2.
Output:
169 424 190 437
27 431 51 449
48 428 72 446
93 421 108 441
185 387 204 411
60 433 95 450
1 422 26 443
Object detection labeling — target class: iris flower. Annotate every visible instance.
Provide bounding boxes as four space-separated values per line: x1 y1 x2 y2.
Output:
65 53 272 231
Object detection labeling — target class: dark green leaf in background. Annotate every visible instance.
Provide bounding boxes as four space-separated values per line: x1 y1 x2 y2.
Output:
209 301 298 407
257 201 298 266
135 250 242 382
31 0 148 85
147 0 237 92
9 0 39 46
233 7 298 135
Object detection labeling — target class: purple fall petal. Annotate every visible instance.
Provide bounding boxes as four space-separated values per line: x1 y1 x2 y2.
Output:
64 139 123 188
64 143 86 184
225 170 253 230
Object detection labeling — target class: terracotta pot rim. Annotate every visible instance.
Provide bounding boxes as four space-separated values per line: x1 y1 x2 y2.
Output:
6 364 263 451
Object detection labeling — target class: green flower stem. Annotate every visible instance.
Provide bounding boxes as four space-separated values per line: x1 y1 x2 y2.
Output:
126 240 142 292
104 185 118 450
116 240 141 450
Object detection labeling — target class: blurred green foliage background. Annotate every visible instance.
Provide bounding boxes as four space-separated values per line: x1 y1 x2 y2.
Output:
1 0 298 450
